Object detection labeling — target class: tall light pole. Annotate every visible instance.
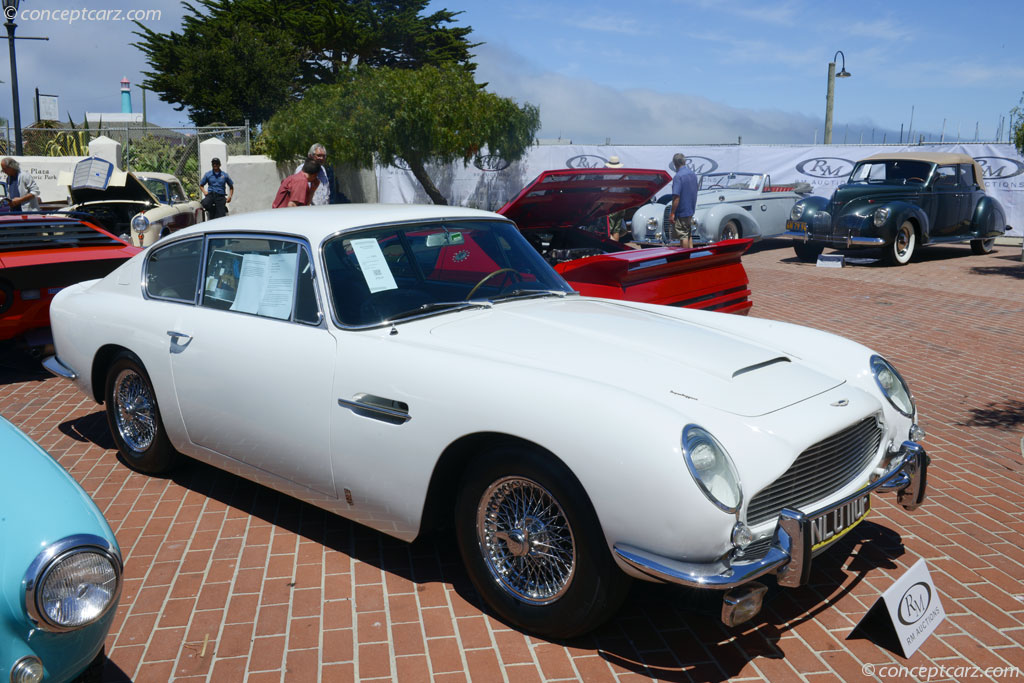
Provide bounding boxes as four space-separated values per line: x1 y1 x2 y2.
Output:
823 50 851 145
3 0 47 155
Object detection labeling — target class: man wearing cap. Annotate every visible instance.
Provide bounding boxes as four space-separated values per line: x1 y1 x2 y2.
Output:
1 157 40 212
669 153 698 249
199 158 234 219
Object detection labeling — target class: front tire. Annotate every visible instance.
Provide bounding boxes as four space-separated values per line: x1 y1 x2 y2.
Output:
719 220 740 241
884 220 916 265
455 445 630 639
970 237 995 255
104 352 181 474
793 241 824 262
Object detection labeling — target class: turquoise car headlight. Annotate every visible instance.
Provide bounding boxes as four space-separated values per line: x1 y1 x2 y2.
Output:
25 534 122 632
683 425 742 513
873 207 890 227
790 203 804 221
131 214 150 233
871 355 915 417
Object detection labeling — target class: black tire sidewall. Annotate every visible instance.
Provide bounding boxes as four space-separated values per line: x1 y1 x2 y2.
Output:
455 446 629 639
104 352 179 474
794 242 824 262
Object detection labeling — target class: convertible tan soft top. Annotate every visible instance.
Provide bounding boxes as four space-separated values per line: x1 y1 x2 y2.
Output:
860 152 986 191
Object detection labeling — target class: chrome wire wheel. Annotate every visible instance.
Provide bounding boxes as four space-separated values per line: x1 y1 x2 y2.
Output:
476 476 576 604
112 368 156 452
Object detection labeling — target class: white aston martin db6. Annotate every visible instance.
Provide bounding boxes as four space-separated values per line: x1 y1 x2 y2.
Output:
44 205 928 638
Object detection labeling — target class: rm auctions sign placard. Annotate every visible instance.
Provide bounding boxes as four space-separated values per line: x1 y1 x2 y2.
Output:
881 559 945 657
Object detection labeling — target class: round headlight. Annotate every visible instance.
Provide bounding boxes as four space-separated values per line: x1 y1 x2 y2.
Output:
131 214 150 233
10 657 44 683
871 355 914 417
25 535 122 632
873 207 891 227
682 425 742 513
790 203 804 221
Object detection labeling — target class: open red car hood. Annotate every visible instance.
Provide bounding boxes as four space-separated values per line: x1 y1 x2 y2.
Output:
497 168 671 228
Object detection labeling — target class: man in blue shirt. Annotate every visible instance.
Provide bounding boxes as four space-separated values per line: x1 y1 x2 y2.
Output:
670 153 698 248
199 158 234 219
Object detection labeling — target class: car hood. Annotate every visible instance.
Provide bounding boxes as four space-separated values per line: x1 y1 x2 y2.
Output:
59 163 161 206
427 298 841 417
497 168 672 228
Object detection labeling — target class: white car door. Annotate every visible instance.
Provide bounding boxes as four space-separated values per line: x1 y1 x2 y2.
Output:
166 235 338 497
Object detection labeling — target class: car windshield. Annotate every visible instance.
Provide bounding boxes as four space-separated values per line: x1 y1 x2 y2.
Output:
699 173 763 191
322 220 575 327
140 178 170 203
848 160 932 185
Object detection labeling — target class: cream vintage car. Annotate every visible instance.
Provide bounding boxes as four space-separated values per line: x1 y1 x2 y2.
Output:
44 205 928 638
60 158 204 247
632 172 812 244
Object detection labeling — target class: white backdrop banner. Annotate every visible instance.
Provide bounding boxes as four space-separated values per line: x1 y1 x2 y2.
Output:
376 143 1024 237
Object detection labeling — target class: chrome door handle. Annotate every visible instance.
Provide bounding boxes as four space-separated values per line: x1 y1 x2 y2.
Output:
167 330 193 344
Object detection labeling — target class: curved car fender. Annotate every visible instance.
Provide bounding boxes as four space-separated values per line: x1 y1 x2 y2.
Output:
881 202 930 243
972 195 1008 238
793 194 828 219
697 204 756 240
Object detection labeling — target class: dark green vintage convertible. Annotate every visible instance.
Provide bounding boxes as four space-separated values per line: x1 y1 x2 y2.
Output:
785 152 1009 265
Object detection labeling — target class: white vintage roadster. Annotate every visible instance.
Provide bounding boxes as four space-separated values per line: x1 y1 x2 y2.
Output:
44 205 928 638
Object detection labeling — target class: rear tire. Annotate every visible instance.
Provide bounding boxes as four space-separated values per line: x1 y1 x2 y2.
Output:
793 242 824 262
719 220 740 241
104 351 181 474
970 238 995 255
455 445 630 639
883 220 916 265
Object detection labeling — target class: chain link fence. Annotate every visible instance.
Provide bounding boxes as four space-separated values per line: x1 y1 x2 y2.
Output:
0 125 249 199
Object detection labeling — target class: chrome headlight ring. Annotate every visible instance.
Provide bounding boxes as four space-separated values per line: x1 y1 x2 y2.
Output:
870 355 915 418
24 534 123 632
682 425 743 514
131 214 150 233
790 202 805 221
873 207 891 227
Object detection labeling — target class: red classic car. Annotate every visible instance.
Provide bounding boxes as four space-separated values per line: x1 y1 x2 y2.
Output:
0 213 139 346
497 168 753 314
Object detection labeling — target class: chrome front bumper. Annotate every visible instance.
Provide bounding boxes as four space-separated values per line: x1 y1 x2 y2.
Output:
614 440 928 590
42 354 78 380
784 230 886 247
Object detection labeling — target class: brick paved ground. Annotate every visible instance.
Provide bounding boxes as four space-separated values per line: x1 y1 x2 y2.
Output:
2 238 1022 682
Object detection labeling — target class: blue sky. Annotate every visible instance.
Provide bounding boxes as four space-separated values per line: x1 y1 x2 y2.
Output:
3 0 1022 145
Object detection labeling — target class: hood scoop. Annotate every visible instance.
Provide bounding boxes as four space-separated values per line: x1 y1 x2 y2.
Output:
732 356 790 378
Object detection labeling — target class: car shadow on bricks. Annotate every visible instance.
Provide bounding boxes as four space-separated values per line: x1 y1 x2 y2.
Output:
969 263 1024 279
58 410 116 450
588 522 905 682
962 399 1024 429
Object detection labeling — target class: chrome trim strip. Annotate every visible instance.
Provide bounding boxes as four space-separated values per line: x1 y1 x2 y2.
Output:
338 397 412 424
614 441 928 590
24 533 123 632
42 355 78 380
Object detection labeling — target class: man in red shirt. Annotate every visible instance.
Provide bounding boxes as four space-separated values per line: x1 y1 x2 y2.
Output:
272 161 321 208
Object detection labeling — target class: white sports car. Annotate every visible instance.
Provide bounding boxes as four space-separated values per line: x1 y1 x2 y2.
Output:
632 172 812 244
44 205 928 638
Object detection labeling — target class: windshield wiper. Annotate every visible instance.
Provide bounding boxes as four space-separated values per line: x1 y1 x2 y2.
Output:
383 300 492 322
489 289 570 303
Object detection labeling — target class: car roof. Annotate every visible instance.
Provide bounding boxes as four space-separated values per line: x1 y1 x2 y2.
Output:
858 152 986 191
136 172 180 183
171 204 507 244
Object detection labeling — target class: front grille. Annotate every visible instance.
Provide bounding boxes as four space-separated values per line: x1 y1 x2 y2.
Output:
746 417 882 526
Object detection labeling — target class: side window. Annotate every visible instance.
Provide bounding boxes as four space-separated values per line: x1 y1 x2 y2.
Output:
201 237 319 324
958 164 977 188
146 237 202 302
933 166 956 187
171 183 187 202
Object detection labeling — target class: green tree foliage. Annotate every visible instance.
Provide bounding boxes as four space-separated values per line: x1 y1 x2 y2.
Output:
262 65 540 205
133 0 476 125
1012 93 1024 155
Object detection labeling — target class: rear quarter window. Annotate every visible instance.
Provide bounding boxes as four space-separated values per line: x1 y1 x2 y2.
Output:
145 237 202 302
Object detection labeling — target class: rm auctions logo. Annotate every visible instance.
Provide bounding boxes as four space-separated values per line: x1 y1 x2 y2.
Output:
796 157 854 179
974 156 1024 180
565 155 610 169
473 154 511 172
685 156 719 174
897 582 932 626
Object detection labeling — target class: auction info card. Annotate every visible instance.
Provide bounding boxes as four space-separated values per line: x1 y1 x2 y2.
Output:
881 558 945 658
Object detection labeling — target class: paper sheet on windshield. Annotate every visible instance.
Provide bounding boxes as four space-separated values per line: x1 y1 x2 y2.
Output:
229 252 297 319
350 238 397 293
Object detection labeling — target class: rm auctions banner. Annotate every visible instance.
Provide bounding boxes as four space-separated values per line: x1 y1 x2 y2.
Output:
376 143 1024 237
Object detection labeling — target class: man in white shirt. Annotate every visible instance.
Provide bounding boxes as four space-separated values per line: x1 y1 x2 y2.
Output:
1 158 40 212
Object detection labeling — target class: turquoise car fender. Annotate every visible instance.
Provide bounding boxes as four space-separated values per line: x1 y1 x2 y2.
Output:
0 417 122 683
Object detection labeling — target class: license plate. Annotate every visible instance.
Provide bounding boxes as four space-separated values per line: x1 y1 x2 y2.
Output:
808 493 870 550
786 220 808 232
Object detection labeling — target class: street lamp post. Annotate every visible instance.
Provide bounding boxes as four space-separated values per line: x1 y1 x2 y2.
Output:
823 50 850 145
3 0 23 154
